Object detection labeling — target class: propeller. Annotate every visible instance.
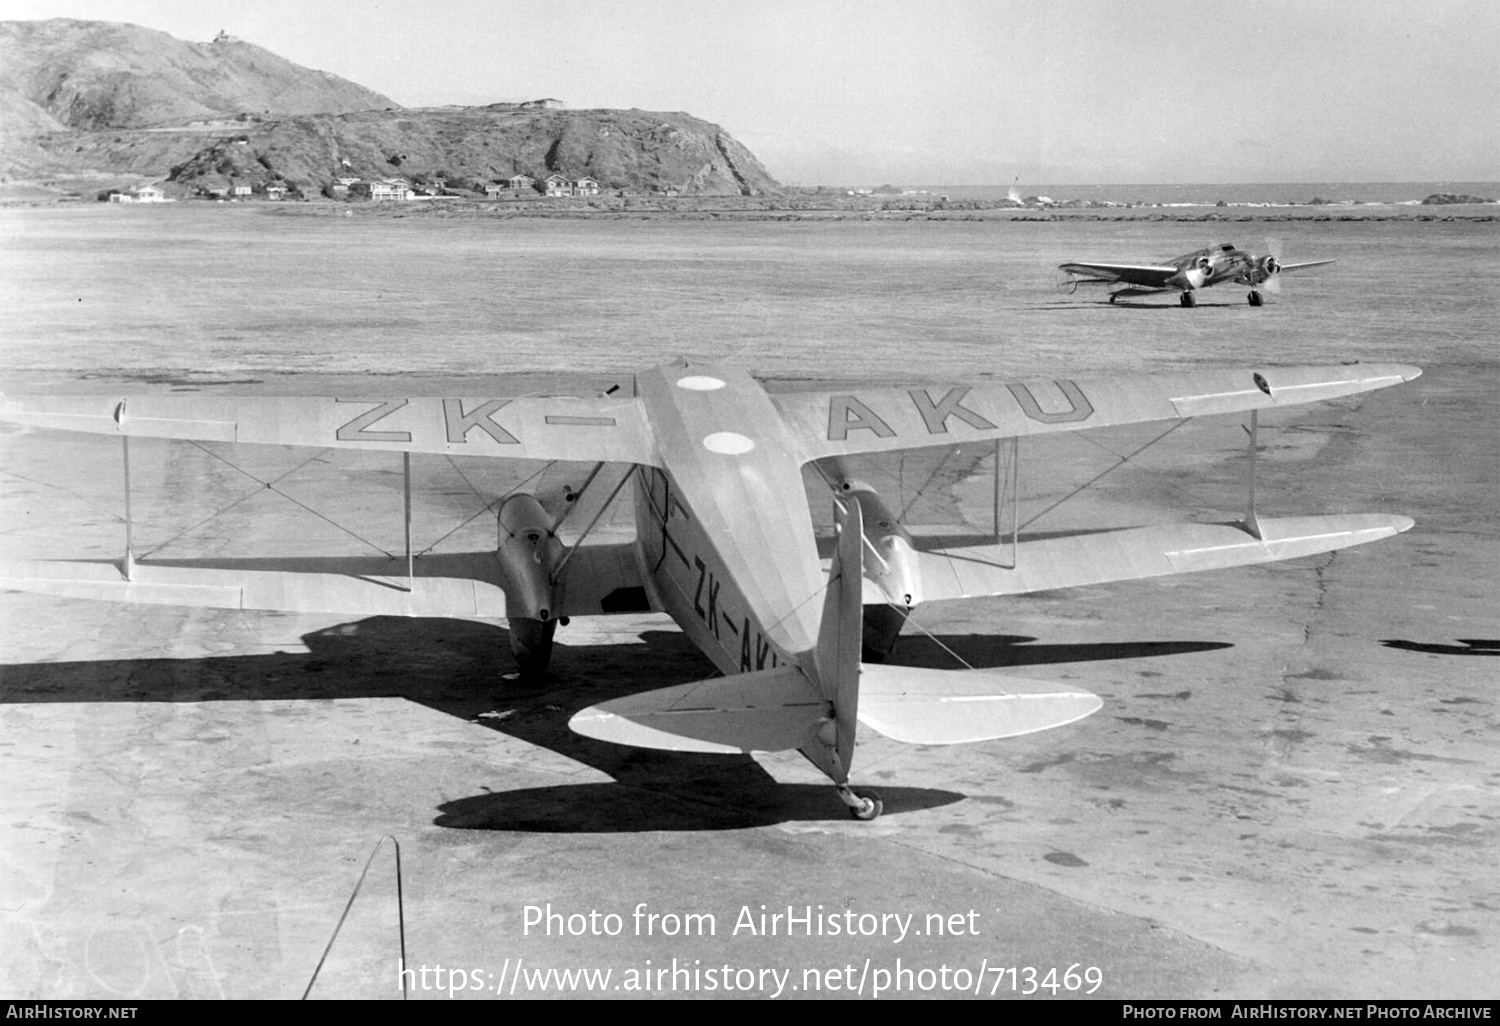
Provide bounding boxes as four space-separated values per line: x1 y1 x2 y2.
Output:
1190 252 1213 289
1261 236 1284 294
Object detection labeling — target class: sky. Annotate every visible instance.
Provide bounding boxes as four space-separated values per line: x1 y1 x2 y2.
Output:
4 0 1498 185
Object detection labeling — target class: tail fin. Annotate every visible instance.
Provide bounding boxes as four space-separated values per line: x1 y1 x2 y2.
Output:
800 496 865 783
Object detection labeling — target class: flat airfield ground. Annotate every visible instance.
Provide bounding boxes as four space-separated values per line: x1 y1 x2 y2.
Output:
0 205 1496 1000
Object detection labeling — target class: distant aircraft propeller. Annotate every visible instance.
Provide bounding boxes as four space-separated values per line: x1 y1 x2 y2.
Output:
1262 237 1285 294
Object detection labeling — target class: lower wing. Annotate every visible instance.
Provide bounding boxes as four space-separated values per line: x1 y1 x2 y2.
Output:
0 541 648 619
904 514 1412 602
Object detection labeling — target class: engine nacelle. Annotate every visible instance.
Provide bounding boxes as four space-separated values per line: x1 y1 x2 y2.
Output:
839 480 920 606
1171 256 1211 291
1259 255 1280 279
839 479 921 661
497 493 563 622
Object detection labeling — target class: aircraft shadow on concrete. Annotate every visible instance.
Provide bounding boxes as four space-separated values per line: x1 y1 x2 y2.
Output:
0 615 1227 830
886 633 1230 669
1381 638 1499 657
1041 298 1251 312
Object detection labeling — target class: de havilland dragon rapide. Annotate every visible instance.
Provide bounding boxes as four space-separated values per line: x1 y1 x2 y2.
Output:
0 357 1418 819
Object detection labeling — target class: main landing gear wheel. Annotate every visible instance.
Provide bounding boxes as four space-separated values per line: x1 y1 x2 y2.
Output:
508 616 557 682
1179 292 1197 308
838 785 884 821
1247 290 1264 307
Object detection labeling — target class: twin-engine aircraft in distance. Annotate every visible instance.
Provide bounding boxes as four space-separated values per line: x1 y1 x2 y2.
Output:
0 358 1418 820
1058 241 1335 307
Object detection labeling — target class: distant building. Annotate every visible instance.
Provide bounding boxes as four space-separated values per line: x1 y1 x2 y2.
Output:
508 174 535 192
264 184 286 201
483 182 505 197
349 179 413 201
233 184 252 197
543 173 572 197
574 176 600 196
490 98 567 111
107 185 167 203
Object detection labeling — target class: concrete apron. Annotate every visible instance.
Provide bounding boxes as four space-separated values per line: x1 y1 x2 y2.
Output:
0 365 1494 999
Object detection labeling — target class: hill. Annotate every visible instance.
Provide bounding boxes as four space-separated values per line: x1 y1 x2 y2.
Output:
160 106 778 197
0 19 779 197
0 19 397 132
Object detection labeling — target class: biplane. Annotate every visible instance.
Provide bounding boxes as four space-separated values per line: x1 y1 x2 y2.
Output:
1058 241 1336 307
0 358 1418 819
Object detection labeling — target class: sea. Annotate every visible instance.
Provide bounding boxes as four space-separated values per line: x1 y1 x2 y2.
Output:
895 181 1499 207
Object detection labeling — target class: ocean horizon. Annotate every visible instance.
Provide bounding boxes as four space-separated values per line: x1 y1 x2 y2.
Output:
883 181 1499 206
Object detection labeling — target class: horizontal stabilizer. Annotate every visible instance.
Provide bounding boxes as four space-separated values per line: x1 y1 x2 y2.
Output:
858 664 1102 744
913 514 1413 602
568 666 828 755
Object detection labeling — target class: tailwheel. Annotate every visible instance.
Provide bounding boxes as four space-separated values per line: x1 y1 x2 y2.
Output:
1247 290 1264 307
1179 292 1197 308
838 785 884 821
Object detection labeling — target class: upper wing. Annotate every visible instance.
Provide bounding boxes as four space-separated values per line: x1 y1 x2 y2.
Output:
773 363 1421 462
0 394 661 467
1057 261 1180 286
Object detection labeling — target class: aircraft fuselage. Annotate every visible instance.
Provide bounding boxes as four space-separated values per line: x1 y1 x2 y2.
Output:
1168 244 1272 290
631 361 823 675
